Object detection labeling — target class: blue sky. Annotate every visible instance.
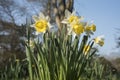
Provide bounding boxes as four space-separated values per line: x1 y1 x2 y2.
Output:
75 0 120 55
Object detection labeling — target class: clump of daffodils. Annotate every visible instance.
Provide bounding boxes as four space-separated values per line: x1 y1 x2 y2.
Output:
62 10 96 36
24 10 106 80
61 10 104 55
30 10 104 56
62 10 83 35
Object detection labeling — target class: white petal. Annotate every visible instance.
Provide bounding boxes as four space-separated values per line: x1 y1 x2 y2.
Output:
81 22 86 27
97 35 105 40
32 15 39 21
47 22 53 29
46 16 50 21
71 10 76 15
30 24 35 27
35 32 39 35
39 12 45 19
67 27 72 35
72 32 76 41
65 9 72 18
79 16 84 21
61 19 68 24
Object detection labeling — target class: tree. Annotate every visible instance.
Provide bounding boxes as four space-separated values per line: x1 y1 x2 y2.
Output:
0 0 16 23
44 0 74 29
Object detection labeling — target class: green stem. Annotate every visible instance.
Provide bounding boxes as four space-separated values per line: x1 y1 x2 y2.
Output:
26 46 33 80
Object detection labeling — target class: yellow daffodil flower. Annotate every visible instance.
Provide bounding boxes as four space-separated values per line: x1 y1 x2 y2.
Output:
85 26 91 32
84 24 96 36
94 35 104 46
72 23 84 35
68 15 79 23
61 10 84 36
61 10 82 25
31 12 52 34
90 24 96 32
35 20 48 32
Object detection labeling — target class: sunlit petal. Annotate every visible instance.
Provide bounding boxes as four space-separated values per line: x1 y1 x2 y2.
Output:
61 19 68 24
39 12 45 19
32 15 39 21
65 9 72 17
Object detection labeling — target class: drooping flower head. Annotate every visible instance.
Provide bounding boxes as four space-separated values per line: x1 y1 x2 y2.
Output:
31 13 52 34
94 35 104 46
84 23 96 36
90 24 96 32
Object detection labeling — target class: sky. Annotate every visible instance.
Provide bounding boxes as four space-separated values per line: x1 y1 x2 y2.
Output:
74 0 120 56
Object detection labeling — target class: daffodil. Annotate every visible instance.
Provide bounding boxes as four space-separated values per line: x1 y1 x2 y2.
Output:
72 22 84 35
90 24 96 32
84 24 96 36
83 45 91 55
68 15 79 23
94 35 104 46
61 10 82 24
61 10 84 36
31 12 52 34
